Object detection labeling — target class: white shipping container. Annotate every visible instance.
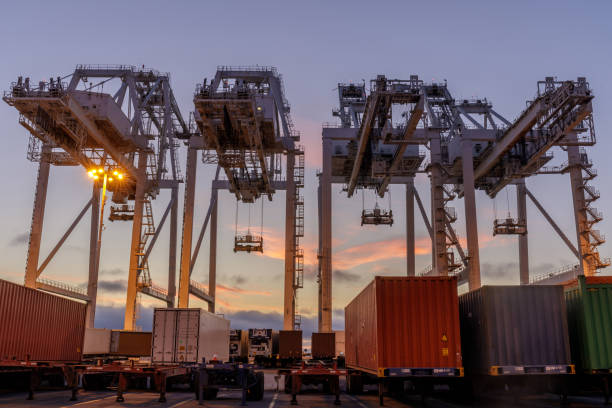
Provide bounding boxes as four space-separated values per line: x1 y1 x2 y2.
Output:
334 330 345 356
83 328 111 355
152 308 229 364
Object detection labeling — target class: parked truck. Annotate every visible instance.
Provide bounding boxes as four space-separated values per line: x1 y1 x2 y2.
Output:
229 329 248 362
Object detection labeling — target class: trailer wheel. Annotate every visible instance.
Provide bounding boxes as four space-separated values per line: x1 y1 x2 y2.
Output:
247 372 265 401
284 375 292 394
347 374 363 395
82 374 106 391
195 387 218 400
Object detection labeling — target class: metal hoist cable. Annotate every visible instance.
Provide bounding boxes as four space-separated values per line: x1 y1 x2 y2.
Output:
234 200 239 237
493 194 498 220
506 188 511 217
260 197 264 237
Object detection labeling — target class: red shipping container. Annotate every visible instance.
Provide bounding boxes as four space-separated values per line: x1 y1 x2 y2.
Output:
0 279 86 361
345 276 462 377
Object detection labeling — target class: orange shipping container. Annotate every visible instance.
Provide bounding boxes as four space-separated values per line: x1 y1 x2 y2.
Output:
0 279 86 361
345 276 462 377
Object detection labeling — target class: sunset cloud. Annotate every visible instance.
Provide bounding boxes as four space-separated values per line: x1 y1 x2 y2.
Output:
333 237 430 270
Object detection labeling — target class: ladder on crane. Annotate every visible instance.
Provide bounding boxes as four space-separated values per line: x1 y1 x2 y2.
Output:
576 149 609 270
293 148 305 330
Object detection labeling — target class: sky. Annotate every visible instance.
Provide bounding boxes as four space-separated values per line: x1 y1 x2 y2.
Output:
1 0 611 338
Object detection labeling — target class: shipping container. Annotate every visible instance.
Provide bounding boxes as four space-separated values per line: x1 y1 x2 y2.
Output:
152 308 229 364
459 285 573 376
312 332 335 359
0 279 86 361
83 329 151 357
335 331 345 357
110 331 152 357
564 275 612 372
248 329 274 358
83 328 111 355
278 330 302 359
345 276 462 377
229 329 249 360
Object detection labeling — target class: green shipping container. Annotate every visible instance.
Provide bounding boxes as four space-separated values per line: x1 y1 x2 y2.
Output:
564 275 612 372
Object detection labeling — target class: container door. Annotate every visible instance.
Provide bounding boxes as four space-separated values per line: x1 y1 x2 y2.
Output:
109 330 119 353
175 310 200 363
152 310 176 363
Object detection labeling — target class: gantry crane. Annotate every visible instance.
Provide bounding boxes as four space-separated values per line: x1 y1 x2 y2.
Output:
3 65 188 330
318 75 606 331
177 66 305 330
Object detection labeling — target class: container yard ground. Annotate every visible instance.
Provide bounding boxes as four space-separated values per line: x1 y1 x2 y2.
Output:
0 371 607 407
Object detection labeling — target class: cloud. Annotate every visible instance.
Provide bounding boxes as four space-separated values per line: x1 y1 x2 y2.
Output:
100 268 125 276
481 262 518 282
224 310 283 331
230 275 247 286
333 237 429 270
304 264 318 279
98 279 127 292
93 304 153 331
334 269 360 282
217 283 272 297
8 232 29 246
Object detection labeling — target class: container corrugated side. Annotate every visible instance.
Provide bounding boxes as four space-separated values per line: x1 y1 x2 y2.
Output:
564 275 612 371
83 328 111 355
0 279 86 361
278 330 302 359
334 331 345 357
459 285 572 376
110 331 152 356
312 332 335 359
345 276 462 376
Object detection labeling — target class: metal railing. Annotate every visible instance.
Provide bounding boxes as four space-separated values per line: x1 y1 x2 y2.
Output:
418 264 434 276
36 277 87 296
217 65 278 75
190 279 209 295
529 263 581 284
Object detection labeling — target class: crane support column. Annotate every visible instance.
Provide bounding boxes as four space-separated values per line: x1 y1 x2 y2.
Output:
567 142 594 275
317 174 323 329
178 145 198 307
86 183 101 328
208 187 218 313
283 152 296 330
516 179 529 284
430 136 448 276
319 138 333 332
461 139 481 290
124 152 148 330
406 179 415 276
167 185 179 307
24 145 51 288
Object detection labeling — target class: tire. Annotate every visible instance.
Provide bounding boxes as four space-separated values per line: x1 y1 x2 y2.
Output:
247 372 265 401
284 375 292 394
347 374 363 395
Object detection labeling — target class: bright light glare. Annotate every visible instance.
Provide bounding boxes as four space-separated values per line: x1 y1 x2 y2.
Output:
97 168 104 173
113 171 118 176
118 174 124 180
93 175 99 180
108 177 114 182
